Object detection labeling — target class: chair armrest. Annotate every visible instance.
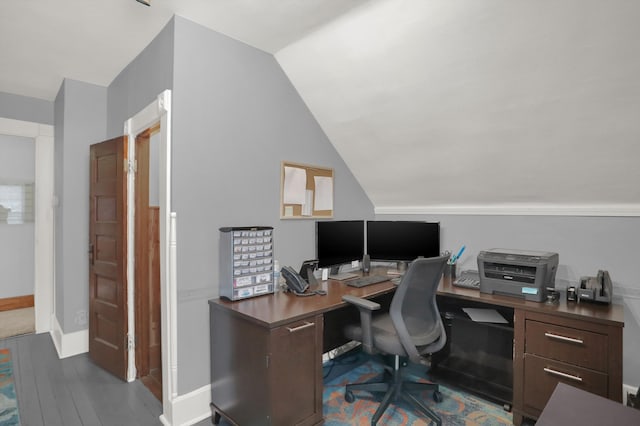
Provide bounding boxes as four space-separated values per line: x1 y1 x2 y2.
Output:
342 295 381 311
342 295 381 354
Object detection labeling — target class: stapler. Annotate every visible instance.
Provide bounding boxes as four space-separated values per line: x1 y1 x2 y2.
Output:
577 270 612 304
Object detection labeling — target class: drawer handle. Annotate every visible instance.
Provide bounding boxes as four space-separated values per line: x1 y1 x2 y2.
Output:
287 322 314 333
544 332 584 345
543 367 583 382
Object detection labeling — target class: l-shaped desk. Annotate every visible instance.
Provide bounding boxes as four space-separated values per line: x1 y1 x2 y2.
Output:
208 270 624 426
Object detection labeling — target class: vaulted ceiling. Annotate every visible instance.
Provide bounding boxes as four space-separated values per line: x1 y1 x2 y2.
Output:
2 0 639 214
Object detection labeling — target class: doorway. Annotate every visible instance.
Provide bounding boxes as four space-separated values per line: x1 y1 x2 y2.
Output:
88 91 176 421
122 90 177 424
0 118 54 337
134 124 162 400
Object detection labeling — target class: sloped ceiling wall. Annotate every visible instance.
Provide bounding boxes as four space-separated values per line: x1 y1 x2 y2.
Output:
2 0 639 214
276 0 640 213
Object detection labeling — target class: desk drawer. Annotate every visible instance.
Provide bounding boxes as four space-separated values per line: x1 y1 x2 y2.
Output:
523 353 607 414
525 320 607 371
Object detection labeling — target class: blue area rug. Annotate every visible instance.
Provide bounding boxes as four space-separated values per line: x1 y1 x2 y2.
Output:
0 349 20 426
323 357 512 425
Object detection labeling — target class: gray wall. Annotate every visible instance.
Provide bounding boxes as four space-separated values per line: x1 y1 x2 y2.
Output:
106 19 174 139
171 16 374 393
54 84 65 319
0 134 35 298
53 79 107 332
378 213 640 387
0 91 54 125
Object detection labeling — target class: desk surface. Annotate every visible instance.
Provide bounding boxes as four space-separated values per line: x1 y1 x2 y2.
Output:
536 383 640 426
438 276 624 327
209 271 396 328
210 269 624 328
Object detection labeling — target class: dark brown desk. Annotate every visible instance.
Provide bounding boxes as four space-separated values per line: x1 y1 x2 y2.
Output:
208 272 624 426
437 277 624 425
208 274 397 426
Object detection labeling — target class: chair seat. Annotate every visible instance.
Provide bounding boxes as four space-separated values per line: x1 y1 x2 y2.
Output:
344 313 441 357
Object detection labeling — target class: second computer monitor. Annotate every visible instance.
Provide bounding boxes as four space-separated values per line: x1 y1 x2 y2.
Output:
316 220 365 272
366 220 440 263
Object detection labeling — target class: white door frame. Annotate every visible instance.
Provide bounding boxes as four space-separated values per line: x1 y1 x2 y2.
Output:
123 90 178 423
0 117 54 334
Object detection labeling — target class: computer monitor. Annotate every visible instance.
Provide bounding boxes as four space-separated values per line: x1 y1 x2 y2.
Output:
316 220 365 273
366 221 440 264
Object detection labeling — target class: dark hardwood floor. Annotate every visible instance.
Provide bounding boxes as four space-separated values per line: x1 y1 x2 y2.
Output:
0 333 164 425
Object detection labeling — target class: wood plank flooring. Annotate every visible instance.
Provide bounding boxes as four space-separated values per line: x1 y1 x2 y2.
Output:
0 333 166 426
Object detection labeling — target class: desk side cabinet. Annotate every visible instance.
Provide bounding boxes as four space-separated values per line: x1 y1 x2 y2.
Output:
512 309 623 425
209 301 324 426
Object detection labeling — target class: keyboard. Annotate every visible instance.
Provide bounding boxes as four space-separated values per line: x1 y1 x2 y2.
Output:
453 270 481 289
346 275 389 288
329 272 359 281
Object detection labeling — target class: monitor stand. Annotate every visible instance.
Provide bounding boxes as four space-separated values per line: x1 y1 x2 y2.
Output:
397 261 408 273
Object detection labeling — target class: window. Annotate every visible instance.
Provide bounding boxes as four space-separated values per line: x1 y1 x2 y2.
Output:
0 183 35 224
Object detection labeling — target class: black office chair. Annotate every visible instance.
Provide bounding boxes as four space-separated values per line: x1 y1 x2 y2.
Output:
342 255 448 426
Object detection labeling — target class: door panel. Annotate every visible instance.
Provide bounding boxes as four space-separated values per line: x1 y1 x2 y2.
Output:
148 206 161 371
89 136 127 380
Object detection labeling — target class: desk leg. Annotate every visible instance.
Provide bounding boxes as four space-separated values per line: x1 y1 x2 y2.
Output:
512 412 523 426
212 411 221 425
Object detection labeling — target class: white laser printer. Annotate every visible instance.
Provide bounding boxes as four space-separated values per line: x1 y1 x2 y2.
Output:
477 248 559 302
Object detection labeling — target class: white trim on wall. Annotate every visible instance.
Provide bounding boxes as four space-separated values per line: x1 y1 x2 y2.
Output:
123 90 177 422
375 204 640 217
0 117 54 334
50 314 88 358
159 383 211 426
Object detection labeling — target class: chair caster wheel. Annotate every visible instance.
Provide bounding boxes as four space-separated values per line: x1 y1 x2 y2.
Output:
345 390 355 403
433 390 443 403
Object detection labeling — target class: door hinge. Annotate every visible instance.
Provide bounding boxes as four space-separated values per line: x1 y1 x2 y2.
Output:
127 334 135 350
124 159 137 174
266 354 269 368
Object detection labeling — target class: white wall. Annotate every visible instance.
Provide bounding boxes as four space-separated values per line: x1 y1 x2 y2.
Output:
278 0 640 212
0 134 35 298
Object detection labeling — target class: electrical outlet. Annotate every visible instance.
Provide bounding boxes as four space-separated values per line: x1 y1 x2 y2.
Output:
74 310 88 326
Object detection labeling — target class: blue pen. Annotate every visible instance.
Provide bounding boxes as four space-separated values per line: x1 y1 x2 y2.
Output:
451 245 466 264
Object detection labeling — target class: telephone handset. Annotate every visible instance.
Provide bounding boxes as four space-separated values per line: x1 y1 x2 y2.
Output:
281 266 309 295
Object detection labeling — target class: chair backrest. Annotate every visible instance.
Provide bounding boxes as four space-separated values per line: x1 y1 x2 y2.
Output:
389 255 448 363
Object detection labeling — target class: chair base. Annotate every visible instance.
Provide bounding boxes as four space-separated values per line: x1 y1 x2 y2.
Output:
345 355 442 426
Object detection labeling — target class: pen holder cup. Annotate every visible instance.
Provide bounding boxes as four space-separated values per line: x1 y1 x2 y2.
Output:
444 263 456 280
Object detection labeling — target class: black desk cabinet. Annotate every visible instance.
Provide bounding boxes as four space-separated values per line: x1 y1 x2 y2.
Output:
209 301 324 426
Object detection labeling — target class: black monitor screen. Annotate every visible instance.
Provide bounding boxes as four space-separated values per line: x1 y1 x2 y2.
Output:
316 220 364 269
366 221 440 262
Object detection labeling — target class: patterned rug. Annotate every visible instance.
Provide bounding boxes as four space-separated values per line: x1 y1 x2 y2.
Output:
323 358 512 425
0 349 21 426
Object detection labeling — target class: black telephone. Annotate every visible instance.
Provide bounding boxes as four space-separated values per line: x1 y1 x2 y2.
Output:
281 266 309 295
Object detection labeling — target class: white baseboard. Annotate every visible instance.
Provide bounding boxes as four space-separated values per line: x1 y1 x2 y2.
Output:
623 384 639 406
50 316 88 359
159 384 212 426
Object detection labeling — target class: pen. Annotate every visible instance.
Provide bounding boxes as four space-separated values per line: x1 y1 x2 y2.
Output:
450 245 466 264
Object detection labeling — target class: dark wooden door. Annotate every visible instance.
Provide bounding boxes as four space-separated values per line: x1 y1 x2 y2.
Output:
89 136 128 380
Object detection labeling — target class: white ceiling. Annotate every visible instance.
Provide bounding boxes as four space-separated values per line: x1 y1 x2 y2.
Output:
2 0 639 213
